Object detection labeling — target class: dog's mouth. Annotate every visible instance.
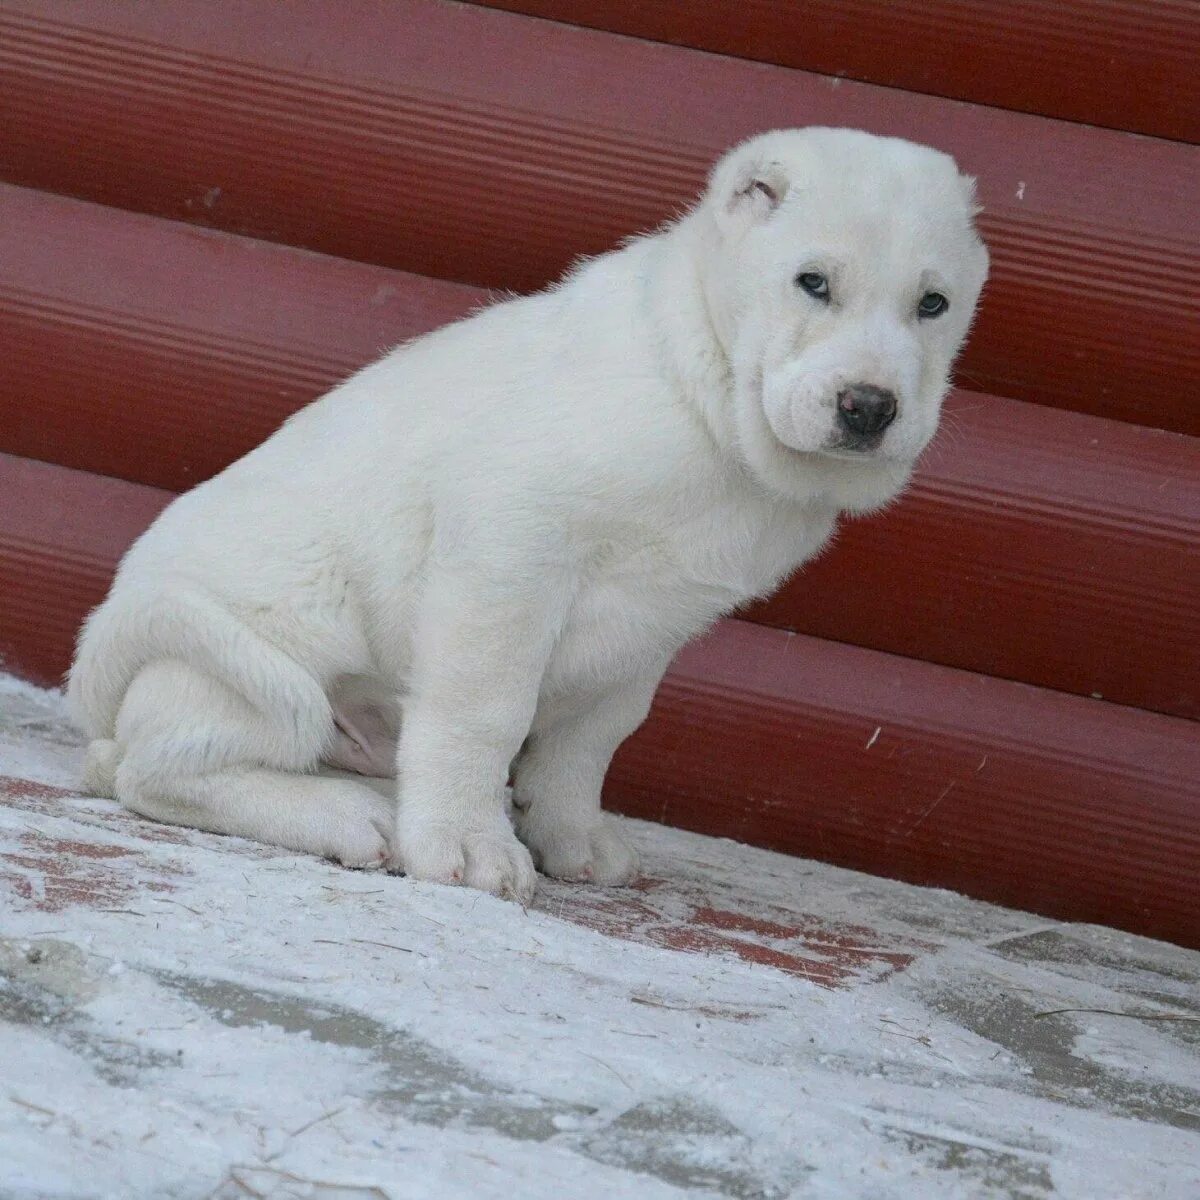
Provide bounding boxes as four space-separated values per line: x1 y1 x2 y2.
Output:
823 429 886 456
778 435 890 464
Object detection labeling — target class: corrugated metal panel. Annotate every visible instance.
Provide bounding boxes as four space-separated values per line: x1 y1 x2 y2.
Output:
0 185 480 489
750 392 1200 720
0 455 170 686
1 1 1196 431
2 187 1195 718
473 1 1200 142
611 620 1200 949
4 452 1197 947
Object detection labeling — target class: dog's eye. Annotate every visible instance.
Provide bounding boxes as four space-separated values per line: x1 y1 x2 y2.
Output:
918 291 949 319
796 272 830 301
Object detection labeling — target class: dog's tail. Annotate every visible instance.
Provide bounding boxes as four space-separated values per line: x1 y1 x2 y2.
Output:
67 589 332 763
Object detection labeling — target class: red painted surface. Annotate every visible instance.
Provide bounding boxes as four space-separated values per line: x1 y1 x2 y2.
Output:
0 184 481 490
749 392 1200 720
540 876 925 988
1 2 1197 432
0 454 170 685
1 455 1198 947
2 191 1196 718
0 820 183 913
609 622 1200 950
473 1 1200 142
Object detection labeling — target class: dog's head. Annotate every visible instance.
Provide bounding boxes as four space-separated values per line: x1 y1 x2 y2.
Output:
697 128 988 508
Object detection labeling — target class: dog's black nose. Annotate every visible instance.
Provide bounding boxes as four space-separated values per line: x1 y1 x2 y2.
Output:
837 385 898 437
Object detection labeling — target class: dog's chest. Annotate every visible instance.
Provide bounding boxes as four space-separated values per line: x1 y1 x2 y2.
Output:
551 500 835 686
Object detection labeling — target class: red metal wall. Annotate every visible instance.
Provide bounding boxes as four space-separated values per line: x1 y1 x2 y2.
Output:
0 1 1196 432
473 1 1200 142
3 185 1196 720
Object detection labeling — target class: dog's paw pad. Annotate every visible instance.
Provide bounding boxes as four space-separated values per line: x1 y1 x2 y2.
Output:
524 818 638 886
399 823 536 904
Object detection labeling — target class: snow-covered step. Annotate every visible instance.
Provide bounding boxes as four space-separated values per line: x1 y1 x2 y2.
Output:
2 672 1198 1197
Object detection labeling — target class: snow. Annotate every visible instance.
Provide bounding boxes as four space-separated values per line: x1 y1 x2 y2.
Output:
2 672 1198 1199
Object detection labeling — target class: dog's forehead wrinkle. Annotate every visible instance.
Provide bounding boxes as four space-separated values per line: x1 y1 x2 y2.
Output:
777 202 970 279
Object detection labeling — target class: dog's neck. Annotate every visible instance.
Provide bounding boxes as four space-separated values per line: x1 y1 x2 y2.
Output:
641 212 743 458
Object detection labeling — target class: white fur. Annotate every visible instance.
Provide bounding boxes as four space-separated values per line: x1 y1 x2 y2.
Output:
68 128 988 902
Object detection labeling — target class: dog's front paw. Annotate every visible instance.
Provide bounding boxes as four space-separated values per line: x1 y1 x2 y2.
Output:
396 819 537 904
518 813 638 885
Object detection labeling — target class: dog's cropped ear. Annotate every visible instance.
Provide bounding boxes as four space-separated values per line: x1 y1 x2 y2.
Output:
709 142 791 234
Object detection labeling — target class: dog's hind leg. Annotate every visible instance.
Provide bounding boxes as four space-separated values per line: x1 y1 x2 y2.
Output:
122 767 394 867
110 661 394 867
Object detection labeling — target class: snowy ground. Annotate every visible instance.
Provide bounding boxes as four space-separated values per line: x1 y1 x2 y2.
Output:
1 673 1198 1199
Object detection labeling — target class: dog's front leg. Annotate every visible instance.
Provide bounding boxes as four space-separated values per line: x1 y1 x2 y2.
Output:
392 561 571 903
512 667 666 885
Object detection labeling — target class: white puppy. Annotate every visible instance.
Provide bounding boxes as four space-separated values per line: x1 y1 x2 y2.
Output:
69 128 988 902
